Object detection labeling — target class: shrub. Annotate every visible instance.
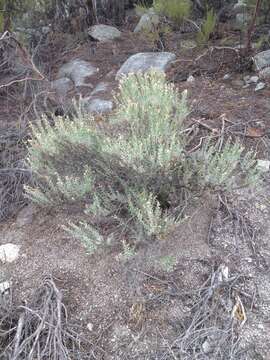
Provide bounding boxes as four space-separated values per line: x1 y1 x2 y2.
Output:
108 71 188 175
127 190 180 238
196 7 217 45
153 0 192 25
25 70 261 254
193 140 260 191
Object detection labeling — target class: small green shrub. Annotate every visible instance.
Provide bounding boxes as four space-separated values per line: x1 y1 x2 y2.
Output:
127 190 180 238
118 241 136 261
25 167 94 206
193 141 260 191
158 255 177 272
63 221 105 254
26 70 261 254
109 71 188 175
154 0 192 25
196 8 217 45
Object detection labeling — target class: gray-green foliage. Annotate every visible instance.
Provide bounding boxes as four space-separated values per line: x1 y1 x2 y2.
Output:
193 141 260 191
108 71 188 174
26 70 261 254
158 255 177 272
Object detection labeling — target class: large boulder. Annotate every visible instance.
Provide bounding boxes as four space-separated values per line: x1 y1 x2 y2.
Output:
116 52 176 79
253 50 270 71
88 24 122 42
58 59 98 88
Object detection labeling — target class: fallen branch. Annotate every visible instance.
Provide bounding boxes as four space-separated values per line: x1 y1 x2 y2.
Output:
1 277 93 359
0 31 45 89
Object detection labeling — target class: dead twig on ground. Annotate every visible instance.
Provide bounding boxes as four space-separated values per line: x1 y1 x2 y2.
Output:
1 277 94 360
0 31 45 89
161 265 246 359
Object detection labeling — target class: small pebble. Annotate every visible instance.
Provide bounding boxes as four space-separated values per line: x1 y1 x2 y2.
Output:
257 159 270 172
87 322 94 332
255 82 266 91
0 281 10 293
249 75 259 83
187 75 195 83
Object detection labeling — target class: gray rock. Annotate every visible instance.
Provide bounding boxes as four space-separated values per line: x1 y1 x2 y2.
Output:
235 13 251 29
253 50 270 71
87 322 94 332
255 82 266 91
249 75 259 83
0 281 10 293
223 74 231 80
116 52 176 79
91 82 109 96
202 340 212 354
233 0 247 13
58 59 98 88
88 24 121 42
134 10 159 33
244 75 259 84
41 25 51 34
257 159 270 172
0 244 20 263
83 98 113 114
259 67 270 80
187 75 195 83
51 77 74 101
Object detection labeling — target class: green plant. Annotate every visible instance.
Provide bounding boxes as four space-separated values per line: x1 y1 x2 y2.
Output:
158 255 177 272
26 71 262 255
127 190 180 238
118 240 136 261
153 0 192 25
141 23 171 51
135 1 150 16
63 221 105 254
196 7 217 45
193 140 261 191
25 167 94 206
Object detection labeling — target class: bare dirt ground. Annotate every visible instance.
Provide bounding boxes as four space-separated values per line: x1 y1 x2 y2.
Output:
1 18 270 359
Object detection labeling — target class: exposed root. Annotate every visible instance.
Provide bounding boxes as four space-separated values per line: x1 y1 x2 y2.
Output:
164 265 247 359
1 277 94 360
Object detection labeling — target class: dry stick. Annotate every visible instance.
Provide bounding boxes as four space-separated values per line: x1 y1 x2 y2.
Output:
12 313 25 358
245 0 262 55
0 31 45 89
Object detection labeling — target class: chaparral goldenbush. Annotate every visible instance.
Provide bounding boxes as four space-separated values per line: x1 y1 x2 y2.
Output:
25 70 261 254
